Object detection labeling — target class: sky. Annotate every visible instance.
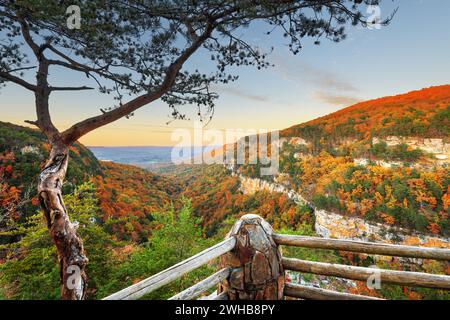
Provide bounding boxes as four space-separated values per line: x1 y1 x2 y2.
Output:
1 0 450 146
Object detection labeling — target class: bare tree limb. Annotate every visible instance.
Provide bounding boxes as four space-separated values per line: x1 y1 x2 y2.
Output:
49 86 94 92
7 66 37 73
18 18 41 58
61 21 216 144
0 70 37 91
24 120 39 126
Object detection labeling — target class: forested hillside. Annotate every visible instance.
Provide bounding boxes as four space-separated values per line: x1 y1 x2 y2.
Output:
161 164 313 236
278 151 449 235
0 122 198 299
0 121 101 236
93 162 181 243
228 86 450 299
282 85 450 144
238 86 450 236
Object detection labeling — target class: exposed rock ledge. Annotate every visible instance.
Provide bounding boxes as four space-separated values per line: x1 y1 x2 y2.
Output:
238 174 308 204
315 209 450 249
237 175 450 253
373 136 450 161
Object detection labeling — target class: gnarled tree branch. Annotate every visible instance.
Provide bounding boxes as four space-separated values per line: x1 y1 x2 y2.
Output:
0 70 37 91
61 20 216 144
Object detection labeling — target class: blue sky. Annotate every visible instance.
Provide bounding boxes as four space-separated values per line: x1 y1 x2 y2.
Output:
1 0 449 146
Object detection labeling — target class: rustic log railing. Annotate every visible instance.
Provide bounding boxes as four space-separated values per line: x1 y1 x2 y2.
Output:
273 234 450 260
282 258 450 290
284 283 384 300
169 268 230 300
104 214 450 300
103 237 236 300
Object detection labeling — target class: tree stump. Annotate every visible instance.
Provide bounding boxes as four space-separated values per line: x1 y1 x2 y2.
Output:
218 214 285 300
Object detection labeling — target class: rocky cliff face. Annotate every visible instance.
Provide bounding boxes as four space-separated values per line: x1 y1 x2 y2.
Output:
351 136 450 168
238 175 307 204
237 175 450 254
373 136 450 161
315 209 450 249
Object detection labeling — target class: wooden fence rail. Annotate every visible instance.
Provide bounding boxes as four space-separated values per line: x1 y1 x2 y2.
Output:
284 283 383 300
103 237 236 300
273 234 450 261
105 214 450 300
283 258 450 290
169 268 230 300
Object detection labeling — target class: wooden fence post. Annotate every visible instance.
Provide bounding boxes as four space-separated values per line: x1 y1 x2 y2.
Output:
218 214 285 300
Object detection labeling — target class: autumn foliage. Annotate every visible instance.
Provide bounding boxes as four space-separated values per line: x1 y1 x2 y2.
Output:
162 164 311 236
282 85 450 140
91 162 180 242
274 151 450 235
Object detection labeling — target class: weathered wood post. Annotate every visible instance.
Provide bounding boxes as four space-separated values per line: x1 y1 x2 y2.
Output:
218 214 285 300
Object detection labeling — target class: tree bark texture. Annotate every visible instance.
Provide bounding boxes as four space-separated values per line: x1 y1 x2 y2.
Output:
38 144 88 299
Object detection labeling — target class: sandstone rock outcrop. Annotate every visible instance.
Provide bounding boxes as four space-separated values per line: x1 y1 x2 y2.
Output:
314 209 450 249
373 136 450 161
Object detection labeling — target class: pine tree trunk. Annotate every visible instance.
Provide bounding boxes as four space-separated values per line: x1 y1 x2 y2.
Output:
38 143 88 299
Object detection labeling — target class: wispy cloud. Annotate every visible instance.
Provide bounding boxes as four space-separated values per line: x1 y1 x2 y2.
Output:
212 53 361 107
213 85 270 102
313 91 362 106
301 64 358 92
271 52 361 106
274 60 358 92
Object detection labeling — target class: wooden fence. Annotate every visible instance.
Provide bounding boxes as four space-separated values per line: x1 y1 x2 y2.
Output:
103 214 450 300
